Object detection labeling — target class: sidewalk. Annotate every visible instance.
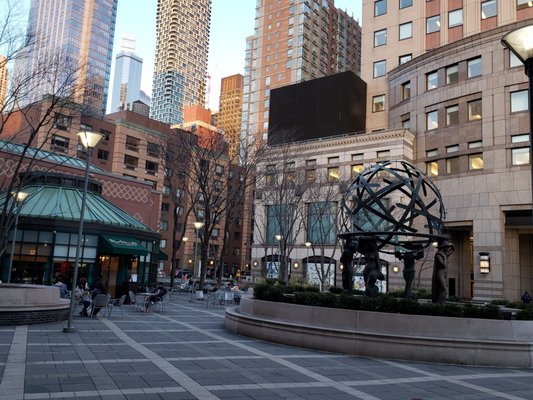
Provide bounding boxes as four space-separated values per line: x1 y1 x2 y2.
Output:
0 293 532 400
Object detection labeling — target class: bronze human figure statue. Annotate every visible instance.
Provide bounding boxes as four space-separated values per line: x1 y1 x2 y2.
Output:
431 238 455 304
358 237 384 298
395 245 424 299
340 239 357 292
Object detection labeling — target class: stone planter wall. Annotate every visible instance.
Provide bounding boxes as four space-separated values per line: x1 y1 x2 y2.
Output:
225 297 533 368
0 284 70 325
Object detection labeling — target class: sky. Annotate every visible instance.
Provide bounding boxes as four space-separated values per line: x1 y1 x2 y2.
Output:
110 0 362 112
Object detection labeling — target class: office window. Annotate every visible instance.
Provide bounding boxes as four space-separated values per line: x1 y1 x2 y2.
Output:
147 142 160 157
351 164 364 176
426 149 438 157
446 157 460 174
327 167 340 182
427 111 438 130
399 22 412 40
481 0 496 19
446 64 458 84
517 0 533 10
306 169 316 183
51 135 69 152
448 9 463 27
512 147 530 165
375 0 387 16
97 149 109 160
467 57 482 78
399 54 412 64
265 76 271 85
401 115 410 129
352 153 364 161
512 134 529 143
160 221 168 231
446 105 459 126
145 161 158 175
377 150 390 158
511 90 529 112
306 159 317 166
446 144 459 153
426 161 438 177
399 0 412 8
510 52 522 68
401 81 411 100
469 154 484 170
469 140 483 149
468 99 482 121
125 136 140 152
426 71 438 90
374 29 387 46
426 15 440 34
328 156 339 164
373 95 385 112
124 155 138 170
374 60 386 77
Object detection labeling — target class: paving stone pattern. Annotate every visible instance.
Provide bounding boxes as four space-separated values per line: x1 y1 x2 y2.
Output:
0 293 532 399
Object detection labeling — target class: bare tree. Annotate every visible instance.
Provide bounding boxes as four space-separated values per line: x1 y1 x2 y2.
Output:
0 1 87 263
255 141 307 283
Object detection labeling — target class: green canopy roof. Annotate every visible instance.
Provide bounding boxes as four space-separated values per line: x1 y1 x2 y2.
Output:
1 185 153 232
101 235 149 256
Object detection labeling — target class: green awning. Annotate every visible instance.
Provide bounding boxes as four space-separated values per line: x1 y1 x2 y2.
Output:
100 235 148 256
159 250 168 260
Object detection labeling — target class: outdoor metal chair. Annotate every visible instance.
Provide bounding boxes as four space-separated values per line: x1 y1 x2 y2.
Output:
89 294 109 318
107 294 127 317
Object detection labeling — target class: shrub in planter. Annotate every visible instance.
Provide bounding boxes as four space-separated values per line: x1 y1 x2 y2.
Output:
338 294 362 310
516 305 533 320
294 291 321 306
254 282 285 302
397 299 420 315
329 286 343 295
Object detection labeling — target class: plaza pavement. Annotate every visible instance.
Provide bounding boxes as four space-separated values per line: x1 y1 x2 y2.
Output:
0 293 532 400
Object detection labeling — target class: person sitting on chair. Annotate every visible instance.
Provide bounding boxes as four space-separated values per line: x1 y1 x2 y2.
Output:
54 277 68 298
146 282 167 309
80 282 106 317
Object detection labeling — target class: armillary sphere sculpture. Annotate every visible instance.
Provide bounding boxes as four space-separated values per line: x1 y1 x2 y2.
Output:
338 160 448 299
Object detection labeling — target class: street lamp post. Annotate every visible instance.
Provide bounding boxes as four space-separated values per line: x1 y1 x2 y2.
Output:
304 241 311 281
502 25 533 222
180 237 188 284
275 234 282 279
64 131 104 333
193 222 204 279
7 191 29 283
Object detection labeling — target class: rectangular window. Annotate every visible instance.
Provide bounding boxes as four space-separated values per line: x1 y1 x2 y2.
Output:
426 149 438 157
399 22 412 40
512 134 530 143
97 149 109 160
402 118 410 129
511 90 529 112
374 29 387 46
426 15 440 34
512 147 530 165
377 150 390 158
160 221 168 231
468 140 482 149
267 204 294 244
351 164 364 176
448 9 463 27
426 110 438 130
373 95 385 112
467 57 482 78
447 144 459 153
126 136 140 152
446 64 458 84
147 142 160 157
481 0 497 19
517 0 533 10
469 154 484 170
446 105 459 126
510 52 522 68
374 0 387 16
374 60 386 77
426 71 438 90
352 153 364 161
306 159 317 166
53 113 71 130
426 161 438 176
328 156 339 164
306 169 316 183
468 99 482 121
51 135 69 152
399 54 412 64
307 202 337 244
401 81 411 100
327 167 340 181
124 154 138 170
145 160 158 175
446 157 460 174
399 0 412 8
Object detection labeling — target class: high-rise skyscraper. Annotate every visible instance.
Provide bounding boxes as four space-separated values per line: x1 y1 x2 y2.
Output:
217 74 244 161
14 0 118 115
240 0 361 144
109 33 143 114
150 0 211 126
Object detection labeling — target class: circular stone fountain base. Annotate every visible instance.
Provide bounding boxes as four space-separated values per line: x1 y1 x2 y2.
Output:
0 284 70 325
